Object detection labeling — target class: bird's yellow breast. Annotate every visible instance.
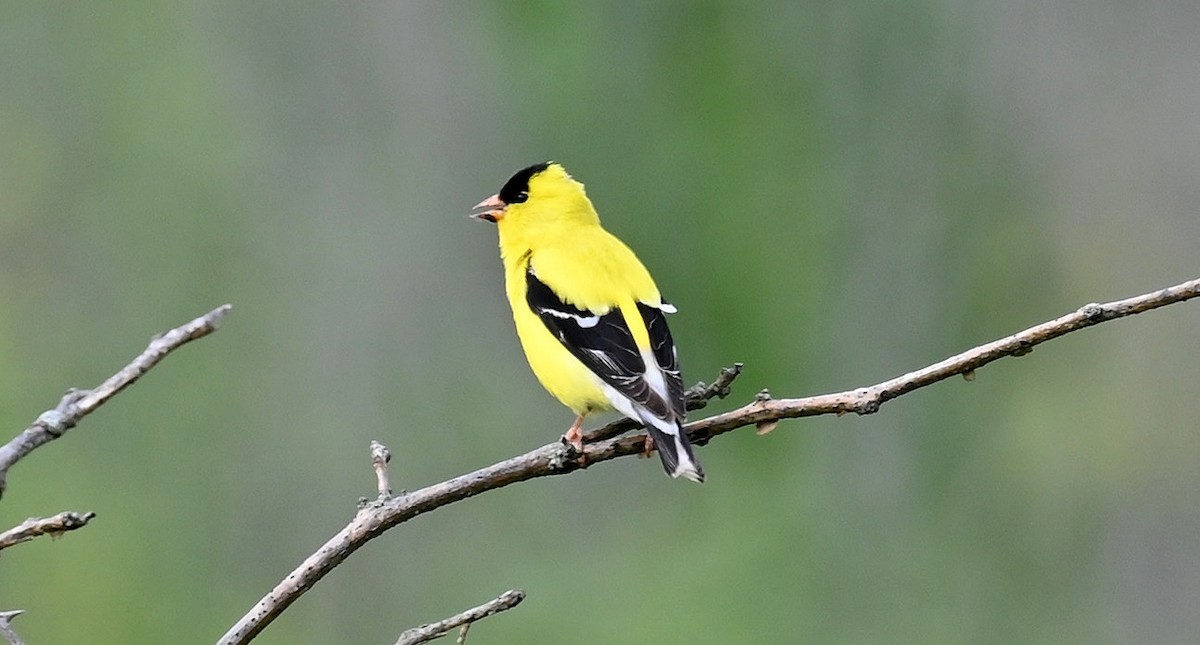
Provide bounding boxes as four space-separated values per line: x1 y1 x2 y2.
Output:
504 256 615 415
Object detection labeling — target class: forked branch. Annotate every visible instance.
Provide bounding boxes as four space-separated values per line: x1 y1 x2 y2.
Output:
219 277 1199 644
394 589 525 645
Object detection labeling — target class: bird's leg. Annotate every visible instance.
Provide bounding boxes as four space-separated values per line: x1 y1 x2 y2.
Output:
642 434 655 459
563 414 586 453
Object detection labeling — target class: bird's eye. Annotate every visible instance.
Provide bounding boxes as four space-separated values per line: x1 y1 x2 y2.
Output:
511 191 529 204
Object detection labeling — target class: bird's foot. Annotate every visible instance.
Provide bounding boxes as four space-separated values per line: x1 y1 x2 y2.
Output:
562 414 587 453
563 426 585 453
641 434 655 459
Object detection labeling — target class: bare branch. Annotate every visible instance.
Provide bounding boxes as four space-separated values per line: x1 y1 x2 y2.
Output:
219 278 1199 644
0 511 96 552
0 610 24 645
686 277 1200 437
394 590 525 645
215 367 741 645
0 305 233 499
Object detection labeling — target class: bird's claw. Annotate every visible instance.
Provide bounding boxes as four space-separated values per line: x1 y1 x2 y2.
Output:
641 434 655 459
559 431 588 468
563 427 585 453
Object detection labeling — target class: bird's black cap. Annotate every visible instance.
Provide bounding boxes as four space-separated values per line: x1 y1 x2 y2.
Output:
498 161 552 204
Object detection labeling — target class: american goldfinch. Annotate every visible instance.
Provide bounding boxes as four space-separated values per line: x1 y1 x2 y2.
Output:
473 162 704 483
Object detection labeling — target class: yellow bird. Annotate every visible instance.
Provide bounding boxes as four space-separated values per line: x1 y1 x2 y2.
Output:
473 162 704 482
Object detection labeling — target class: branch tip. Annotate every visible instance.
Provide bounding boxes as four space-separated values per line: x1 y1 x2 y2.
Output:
0 511 97 552
394 589 526 645
685 362 744 411
0 609 23 645
370 440 393 499
211 303 234 324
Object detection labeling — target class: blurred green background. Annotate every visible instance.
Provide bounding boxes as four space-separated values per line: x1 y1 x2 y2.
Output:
2 2 1198 643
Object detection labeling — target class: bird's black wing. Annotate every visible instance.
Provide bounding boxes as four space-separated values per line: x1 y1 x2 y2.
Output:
524 265 673 420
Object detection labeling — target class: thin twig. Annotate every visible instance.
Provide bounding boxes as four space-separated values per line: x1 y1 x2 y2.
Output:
218 277 1200 645
0 511 96 552
0 305 232 499
394 590 525 645
684 363 744 411
0 610 24 645
371 441 392 499
686 278 1200 434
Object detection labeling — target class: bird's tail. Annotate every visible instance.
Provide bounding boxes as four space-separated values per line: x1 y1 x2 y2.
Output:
641 415 705 483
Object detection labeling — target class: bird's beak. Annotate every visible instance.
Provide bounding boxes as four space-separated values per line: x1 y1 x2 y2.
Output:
471 194 506 223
